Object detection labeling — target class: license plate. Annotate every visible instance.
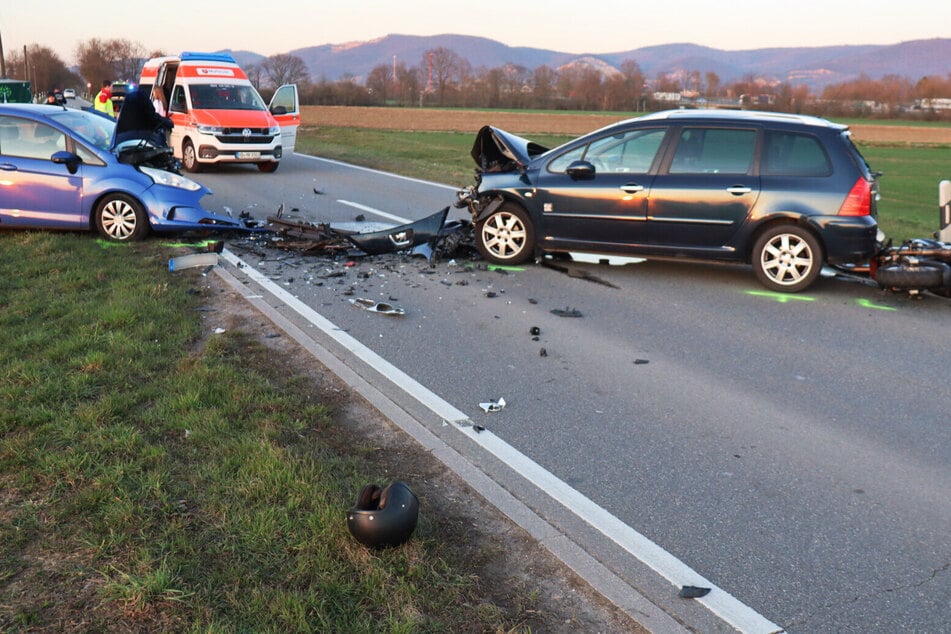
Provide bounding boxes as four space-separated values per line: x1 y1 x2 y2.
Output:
236 151 260 159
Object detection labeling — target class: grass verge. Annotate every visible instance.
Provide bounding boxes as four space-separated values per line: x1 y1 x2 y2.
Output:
0 232 589 632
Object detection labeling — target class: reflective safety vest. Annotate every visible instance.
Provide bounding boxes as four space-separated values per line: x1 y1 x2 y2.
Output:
94 89 115 117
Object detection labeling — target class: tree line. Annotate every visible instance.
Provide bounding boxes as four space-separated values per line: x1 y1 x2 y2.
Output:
7 40 951 120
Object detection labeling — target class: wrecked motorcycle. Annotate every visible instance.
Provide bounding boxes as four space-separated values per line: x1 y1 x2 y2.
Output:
871 181 951 297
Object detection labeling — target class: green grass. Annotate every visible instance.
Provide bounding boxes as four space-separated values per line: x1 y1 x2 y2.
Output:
297 125 948 242
0 233 541 632
858 145 949 241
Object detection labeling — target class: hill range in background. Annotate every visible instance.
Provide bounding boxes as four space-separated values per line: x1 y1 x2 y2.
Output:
225 34 951 92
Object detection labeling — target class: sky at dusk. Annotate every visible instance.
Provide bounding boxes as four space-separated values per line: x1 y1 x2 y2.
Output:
2 0 947 66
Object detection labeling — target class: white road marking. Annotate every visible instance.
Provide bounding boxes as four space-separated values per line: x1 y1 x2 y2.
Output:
298 153 460 191
337 199 410 224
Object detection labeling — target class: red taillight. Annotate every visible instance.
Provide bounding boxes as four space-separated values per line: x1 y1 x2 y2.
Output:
837 177 871 216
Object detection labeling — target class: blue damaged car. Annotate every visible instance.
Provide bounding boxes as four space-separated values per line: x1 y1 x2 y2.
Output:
0 103 255 241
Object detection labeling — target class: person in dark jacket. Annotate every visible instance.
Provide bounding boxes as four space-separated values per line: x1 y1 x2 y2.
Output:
112 88 173 147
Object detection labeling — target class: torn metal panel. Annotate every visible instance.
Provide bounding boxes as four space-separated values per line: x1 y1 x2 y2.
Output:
345 207 449 255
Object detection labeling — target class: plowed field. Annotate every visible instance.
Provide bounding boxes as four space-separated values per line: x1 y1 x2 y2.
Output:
301 105 951 144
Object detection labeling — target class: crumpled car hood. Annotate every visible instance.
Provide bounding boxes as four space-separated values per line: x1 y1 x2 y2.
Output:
471 125 549 173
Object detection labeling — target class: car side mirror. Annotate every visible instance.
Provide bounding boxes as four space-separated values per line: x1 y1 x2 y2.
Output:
270 105 287 115
566 160 596 180
51 150 82 174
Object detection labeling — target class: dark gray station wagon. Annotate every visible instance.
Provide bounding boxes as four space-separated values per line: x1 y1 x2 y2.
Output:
456 109 880 292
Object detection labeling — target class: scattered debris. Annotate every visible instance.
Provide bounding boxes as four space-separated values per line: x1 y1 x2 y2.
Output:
539 348 548 357
633 359 649 365
169 252 219 271
349 298 406 316
479 397 506 413
678 586 711 599
530 326 541 336
551 307 583 318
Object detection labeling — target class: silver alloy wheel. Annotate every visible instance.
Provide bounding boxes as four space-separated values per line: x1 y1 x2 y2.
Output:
182 140 199 172
99 197 139 240
481 210 528 261
759 231 815 287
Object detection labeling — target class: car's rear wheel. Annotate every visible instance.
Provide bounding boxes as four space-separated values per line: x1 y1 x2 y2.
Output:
95 193 149 241
182 139 201 173
475 203 534 265
257 161 279 173
752 224 823 292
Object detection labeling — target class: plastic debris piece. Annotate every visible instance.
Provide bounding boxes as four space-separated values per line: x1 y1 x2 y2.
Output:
634 359 649 365
530 326 541 336
349 298 406 316
169 252 218 271
539 348 548 357
479 397 506 413
551 307 583 318
679 586 711 599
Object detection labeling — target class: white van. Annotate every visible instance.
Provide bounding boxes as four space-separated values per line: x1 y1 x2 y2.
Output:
139 52 299 173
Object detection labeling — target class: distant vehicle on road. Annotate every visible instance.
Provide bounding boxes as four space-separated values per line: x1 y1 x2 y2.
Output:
63 88 76 99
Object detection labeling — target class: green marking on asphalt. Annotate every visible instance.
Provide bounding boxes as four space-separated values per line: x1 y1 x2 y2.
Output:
488 264 526 272
96 239 127 249
856 298 898 311
465 263 526 272
745 290 816 303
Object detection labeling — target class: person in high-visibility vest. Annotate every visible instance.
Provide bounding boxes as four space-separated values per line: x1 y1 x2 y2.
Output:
94 80 115 117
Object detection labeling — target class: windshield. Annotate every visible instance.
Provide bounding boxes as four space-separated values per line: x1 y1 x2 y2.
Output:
188 84 266 111
49 108 115 151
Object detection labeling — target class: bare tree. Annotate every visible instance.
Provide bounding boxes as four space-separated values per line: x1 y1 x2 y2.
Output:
109 39 146 81
261 54 309 89
421 47 466 106
15 45 77 96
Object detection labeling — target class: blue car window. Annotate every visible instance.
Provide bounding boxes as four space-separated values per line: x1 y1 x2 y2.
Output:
0 117 65 159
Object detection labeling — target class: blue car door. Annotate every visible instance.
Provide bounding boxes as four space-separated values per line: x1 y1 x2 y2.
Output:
0 116 82 227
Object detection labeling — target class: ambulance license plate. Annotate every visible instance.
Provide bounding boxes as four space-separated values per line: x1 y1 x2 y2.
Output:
236 151 261 159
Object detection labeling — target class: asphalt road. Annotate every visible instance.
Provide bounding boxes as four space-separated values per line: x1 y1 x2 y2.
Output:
192 153 951 633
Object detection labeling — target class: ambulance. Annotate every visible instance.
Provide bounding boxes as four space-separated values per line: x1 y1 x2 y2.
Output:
139 52 299 173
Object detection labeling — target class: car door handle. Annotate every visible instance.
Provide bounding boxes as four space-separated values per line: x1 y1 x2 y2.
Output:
727 186 752 195
620 184 645 194
0 163 18 171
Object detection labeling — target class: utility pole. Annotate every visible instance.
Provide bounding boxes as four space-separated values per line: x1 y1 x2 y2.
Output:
0 23 7 78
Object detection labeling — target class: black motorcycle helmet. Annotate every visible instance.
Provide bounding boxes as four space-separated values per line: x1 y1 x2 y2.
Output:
347 480 419 549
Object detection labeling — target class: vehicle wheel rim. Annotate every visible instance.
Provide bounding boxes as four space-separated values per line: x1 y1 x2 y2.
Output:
761 233 813 286
100 199 137 240
183 143 196 169
482 212 527 260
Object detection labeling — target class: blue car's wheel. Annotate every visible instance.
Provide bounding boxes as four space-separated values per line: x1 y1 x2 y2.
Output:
95 193 149 241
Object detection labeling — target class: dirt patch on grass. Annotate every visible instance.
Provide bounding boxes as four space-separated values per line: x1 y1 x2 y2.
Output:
302 105 951 143
201 272 646 633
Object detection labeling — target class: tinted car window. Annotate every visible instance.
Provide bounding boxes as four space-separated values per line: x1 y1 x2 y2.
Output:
762 131 831 176
585 128 665 173
669 127 756 174
548 128 665 174
547 145 586 173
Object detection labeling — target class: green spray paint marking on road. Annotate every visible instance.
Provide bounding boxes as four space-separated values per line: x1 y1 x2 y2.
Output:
745 290 816 303
855 298 898 311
